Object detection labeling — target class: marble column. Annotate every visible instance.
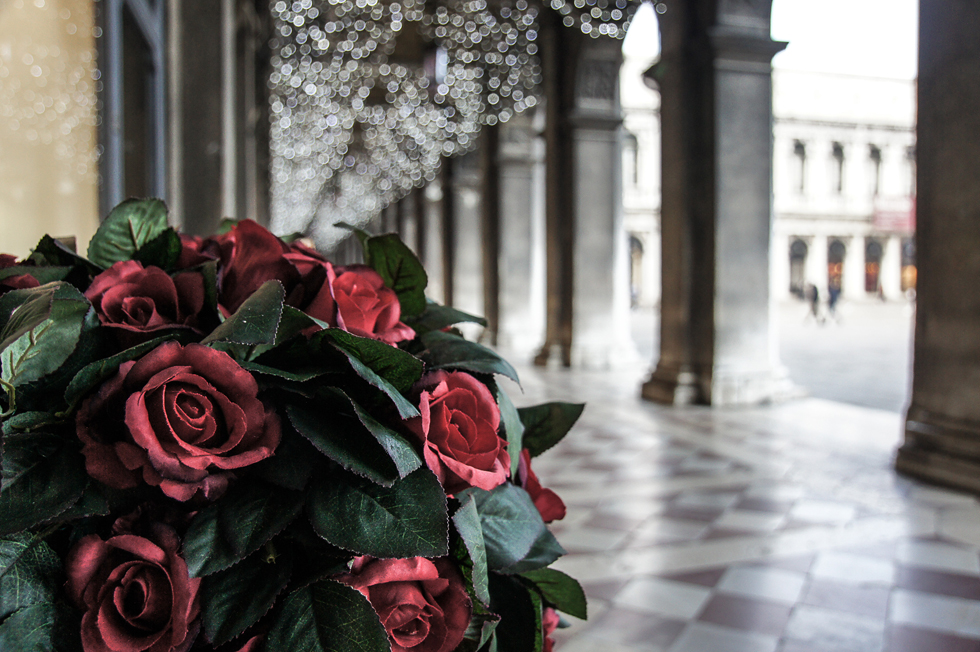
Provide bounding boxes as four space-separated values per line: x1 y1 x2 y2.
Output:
881 235 903 300
896 0 980 493
568 38 637 368
641 0 791 405
805 234 828 295
841 237 864 300
497 114 546 359
451 151 485 330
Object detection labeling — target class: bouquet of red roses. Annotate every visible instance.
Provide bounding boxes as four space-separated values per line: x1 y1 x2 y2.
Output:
0 199 586 652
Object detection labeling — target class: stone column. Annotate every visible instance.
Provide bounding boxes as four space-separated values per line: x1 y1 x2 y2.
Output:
451 151 484 326
642 0 790 405
568 38 636 368
805 234 828 295
497 114 545 359
841 237 865 300
881 235 903 300
770 231 790 301
897 0 980 492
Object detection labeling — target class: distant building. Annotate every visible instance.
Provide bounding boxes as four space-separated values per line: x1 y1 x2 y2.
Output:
622 59 916 307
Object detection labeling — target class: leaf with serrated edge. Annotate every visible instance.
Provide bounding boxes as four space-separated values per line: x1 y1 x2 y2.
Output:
64 335 171 411
517 402 585 458
307 468 448 558
364 234 428 317
183 482 304 577
263 580 390 652
87 198 169 269
406 301 488 332
0 440 88 535
421 330 520 385
202 280 285 347
520 568 587 620
201 552 293 646
319 328 422 394
453 495 490 606
495 385 524 478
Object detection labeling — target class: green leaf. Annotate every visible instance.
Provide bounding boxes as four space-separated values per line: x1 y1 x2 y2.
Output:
275 306 320 345
288 395 405 487
28 233 101 275
63 335 172 411
183 481 304 577
520 568 587 620
0 534 59 619
0 284 56 355
201 551 293 646
318 329 422 394
456 484 564 573
495 385 524 478
0 603 57 652
250 427 318 491
56 483 109 522
240 360 327 383
133 227 182 271
363 234 428 317
333 221 372 251
0 435 87 535
453 495 490 606
262 580 390 652
1 431 61 490
421 330 520 385
87 198 170 269
1 283 90 388
517 403 585 458
406 301 488 332
488 573 538 652
307 468 448 558
202 280 285 347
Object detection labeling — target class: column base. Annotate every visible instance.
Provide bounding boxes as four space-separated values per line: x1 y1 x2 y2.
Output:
641 362 801 406
641 363 705 405
896 410 980 494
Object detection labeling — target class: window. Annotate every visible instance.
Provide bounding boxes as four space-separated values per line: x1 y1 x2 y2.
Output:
831 142 845 194
793 140 806 194
869 144 882 197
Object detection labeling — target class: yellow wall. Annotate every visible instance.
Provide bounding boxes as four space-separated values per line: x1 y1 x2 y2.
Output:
0 0 99 259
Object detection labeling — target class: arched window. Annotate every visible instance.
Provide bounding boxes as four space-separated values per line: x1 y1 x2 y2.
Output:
869 144 882 197
828 239 846 290
865 239 883 293
793 140 807 194
831 142 845 194
789 239 807 296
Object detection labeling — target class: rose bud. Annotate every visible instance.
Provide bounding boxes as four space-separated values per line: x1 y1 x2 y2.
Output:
85 261 205 345
76 341 281 501
336 557 471 652
65 523 201 652
405 371 510 495
175 233 217 269
208 219 299 314
331 265 415 344
517 449 566 523
542 607 561 652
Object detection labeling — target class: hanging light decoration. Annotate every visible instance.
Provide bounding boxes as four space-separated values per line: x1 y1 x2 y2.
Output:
269 0 640 246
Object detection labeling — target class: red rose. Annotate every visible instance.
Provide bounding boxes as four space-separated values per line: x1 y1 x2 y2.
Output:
208 220 300 314
542 607 560 652
336 557 471 652
66 523 201 652
0 253 39 294
175 234 217 270
331 265 415 344
76 342 281 501
405 371 509 494
518 449 566 523
85 261 205 344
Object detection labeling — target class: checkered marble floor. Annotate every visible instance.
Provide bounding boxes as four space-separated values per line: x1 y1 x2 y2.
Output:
502 362 980 652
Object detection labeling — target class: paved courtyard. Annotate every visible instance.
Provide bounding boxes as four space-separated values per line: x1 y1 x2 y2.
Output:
502 357 980 652
630 299 915 414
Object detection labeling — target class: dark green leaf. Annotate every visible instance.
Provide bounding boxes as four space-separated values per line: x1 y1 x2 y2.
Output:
275 306 319 345
517 403 585 458
348 398 422 479
63 335 172 411
456 483 564 573
488 573 538 652
406 301 488 332
0 534 59 618
56 483 109 522
498 528 567 575
183 481 304 577
520 568 587 620
453 495 490 606
319 328 423 394
250 427 318 491
0 412 59 435
0 436 87 535
133 227 182 271
28 233 102 276
364 234 428 317
421 330 520 384
288 397 402 487
0 284 56 354
201 551 293 646
1 431 61 491
1 283 90 388
240 360 327 383
495 386 524 478
262 580 390 652
87 198 170 269
307 468 448 558
202 280 285 347
0 603 57 652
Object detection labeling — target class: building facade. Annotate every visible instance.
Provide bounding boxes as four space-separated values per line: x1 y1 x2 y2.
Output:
623 61 917 308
